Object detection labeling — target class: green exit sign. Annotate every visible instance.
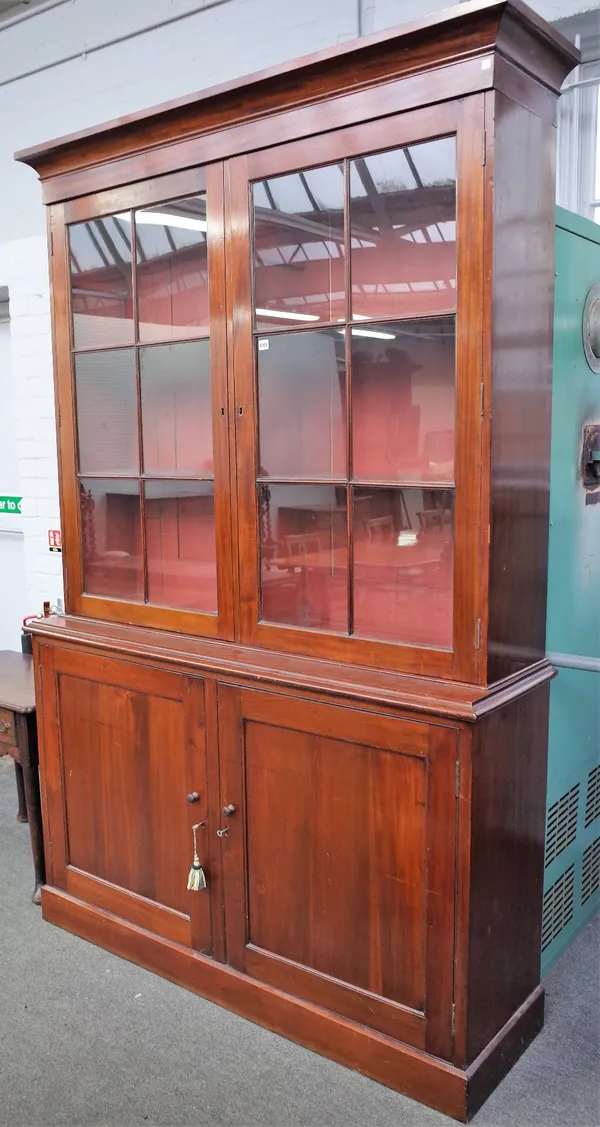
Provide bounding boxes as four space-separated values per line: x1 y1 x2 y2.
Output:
0 495 22 514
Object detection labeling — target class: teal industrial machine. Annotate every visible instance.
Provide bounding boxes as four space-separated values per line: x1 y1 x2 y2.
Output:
542 207 600 974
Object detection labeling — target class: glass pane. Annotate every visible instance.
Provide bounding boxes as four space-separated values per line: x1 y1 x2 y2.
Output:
253 165 345 328
350 137 456 320
69 217 134 349
353 487 453 647
260 484 347 631
75 350 138 474
140 341 213 475
79 478 143 601
135 195 209 343
351 318 455 482
145 480 217 612
257 330 346 479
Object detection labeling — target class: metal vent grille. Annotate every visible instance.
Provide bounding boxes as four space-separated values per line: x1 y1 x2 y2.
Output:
545 785 579 867
541 865 575 951
582 837 600 905
584 765 600 828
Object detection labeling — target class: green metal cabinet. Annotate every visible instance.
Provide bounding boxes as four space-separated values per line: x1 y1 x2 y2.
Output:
543 207 600 974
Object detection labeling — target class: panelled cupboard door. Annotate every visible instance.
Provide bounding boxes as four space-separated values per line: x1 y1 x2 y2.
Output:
218 685 458 1060
39 645 213 952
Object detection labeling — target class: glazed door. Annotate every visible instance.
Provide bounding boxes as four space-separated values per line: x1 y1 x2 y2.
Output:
39 645 215 952
54 164 235 639
227 95 485 681
218 685 458 1059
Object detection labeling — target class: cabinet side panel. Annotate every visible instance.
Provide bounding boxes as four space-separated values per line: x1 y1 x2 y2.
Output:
486 90 556 682
466 683 549 1062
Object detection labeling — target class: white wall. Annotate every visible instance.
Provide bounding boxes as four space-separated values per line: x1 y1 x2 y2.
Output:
0 0 594 620
0 238 62 619
0 315 27 647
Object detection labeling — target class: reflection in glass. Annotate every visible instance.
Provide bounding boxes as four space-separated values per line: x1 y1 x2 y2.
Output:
69 216 134 349
145 480 217 612
259 484 347 631
135 195 209 342
257 330 346 479
253 164 345 327
140 340 212 475
353 487 453 647
350 137 456 320
351 318 455 482
75 350 138 474
79 478 143 601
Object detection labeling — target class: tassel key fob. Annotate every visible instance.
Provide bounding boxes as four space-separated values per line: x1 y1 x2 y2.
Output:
187 821 207 891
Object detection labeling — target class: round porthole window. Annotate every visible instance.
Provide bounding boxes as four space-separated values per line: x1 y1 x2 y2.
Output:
583 283 600 373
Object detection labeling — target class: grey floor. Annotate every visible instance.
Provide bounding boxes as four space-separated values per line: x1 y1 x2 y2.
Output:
1 756 598 1127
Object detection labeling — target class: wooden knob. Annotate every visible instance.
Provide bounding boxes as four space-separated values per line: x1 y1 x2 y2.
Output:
186 792 200 803
222 804 236 816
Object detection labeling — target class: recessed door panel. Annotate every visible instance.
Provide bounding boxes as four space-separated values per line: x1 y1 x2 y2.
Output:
244 720 427 1011
219 685 457 1056
41 646 212 952
59 674 188 913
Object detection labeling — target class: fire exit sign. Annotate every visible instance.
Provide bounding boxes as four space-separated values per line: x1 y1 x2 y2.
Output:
0 495 22 514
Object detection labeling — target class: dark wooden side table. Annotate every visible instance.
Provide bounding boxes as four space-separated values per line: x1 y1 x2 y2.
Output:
0 650 45 903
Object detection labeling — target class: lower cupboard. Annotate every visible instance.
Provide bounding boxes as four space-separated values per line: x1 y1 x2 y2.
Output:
34 637 549 1121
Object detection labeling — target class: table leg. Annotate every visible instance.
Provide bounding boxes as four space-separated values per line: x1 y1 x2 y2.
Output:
14 761 28 822
15 712 45 905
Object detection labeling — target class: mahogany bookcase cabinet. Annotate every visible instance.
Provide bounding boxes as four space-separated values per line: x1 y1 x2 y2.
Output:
16 1 578 1119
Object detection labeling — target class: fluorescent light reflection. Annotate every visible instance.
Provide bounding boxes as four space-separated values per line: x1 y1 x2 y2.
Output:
337 328 396 340
117 211 208 232
256 308 320 322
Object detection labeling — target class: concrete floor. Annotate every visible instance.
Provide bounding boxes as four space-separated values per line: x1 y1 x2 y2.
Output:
1 755 598 1127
